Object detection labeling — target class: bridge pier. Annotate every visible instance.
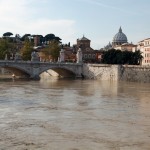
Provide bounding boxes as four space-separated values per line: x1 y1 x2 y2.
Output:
30 75 41 80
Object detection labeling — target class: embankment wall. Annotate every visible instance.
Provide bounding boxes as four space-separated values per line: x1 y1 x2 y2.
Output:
83 64 150 83
119 65 150 82
83 64 119 81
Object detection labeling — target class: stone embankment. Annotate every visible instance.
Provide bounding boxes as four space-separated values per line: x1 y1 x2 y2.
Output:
83 64 119 81
83 64 150 83
119 65 150 82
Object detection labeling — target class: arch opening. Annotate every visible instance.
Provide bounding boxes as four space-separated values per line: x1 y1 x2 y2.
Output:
40 67 76 80
0 66 30 79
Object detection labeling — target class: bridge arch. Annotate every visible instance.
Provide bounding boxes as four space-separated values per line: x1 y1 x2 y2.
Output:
0 65 31 78
39 66 76 78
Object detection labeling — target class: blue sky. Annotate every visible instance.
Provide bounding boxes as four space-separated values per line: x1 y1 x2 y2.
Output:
0 0 150 49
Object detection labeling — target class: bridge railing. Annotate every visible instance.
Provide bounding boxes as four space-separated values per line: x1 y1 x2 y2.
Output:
0 60 83 65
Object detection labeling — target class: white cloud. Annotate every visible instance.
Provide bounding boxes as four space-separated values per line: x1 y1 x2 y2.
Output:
0 0 77 44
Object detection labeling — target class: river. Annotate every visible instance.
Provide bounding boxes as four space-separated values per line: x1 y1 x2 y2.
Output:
0 78 150 150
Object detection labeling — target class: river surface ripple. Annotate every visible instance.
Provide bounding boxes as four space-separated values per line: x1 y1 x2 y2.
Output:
0 79 150 150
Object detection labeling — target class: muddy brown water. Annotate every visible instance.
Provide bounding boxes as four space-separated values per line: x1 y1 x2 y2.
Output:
0 78 150 150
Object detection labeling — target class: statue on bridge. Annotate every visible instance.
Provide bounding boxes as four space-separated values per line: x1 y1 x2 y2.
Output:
14 53 22 61
31 51 40 62
76 47 82 63
59 45 65 62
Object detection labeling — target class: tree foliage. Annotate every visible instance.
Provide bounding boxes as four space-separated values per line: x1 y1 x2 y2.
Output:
0 38 16 59
44 34 61 43
102 49 143 65
54 36 62 42
3 32 13 37
21 39 34 60
21 34 31 41
45 34 55 41
41 40 61 61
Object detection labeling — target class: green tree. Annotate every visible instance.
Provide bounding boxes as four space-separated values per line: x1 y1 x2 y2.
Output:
44 34 62 44
102 49 143 65
131 50 143 65
54 36 62 42
102 49 120 64
0 38 16 59
42 40 61 61
45 34 55 42
50 41 61 61
21 39 34 60
21 34 31 41
3 32 13 37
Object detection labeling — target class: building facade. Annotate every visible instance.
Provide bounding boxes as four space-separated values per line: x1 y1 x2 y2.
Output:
137 38 150 65
74 36 101 63
76 36 92 51
34 35 41 47
114 43 137 52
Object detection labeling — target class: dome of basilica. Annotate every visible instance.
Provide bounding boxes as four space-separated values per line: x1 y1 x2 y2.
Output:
112 27 128 45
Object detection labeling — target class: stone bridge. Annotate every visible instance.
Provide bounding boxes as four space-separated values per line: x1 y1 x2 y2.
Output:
2 60 149 82
0 60 83 80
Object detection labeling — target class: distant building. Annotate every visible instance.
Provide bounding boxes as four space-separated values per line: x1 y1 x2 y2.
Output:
38 35 102 63
112 27 128 47
115 43 137 52
137 38 150 65
74 35 100 63
103 42 112 51
63 46 76 62
34 35 41 47
111 27 137 52
76 36 93 51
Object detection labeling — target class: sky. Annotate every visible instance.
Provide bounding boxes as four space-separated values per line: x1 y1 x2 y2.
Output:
0 0 150 49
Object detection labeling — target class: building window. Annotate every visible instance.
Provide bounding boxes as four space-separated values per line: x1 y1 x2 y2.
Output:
88 54 91 58
92 54 95 58
84 54 87 58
